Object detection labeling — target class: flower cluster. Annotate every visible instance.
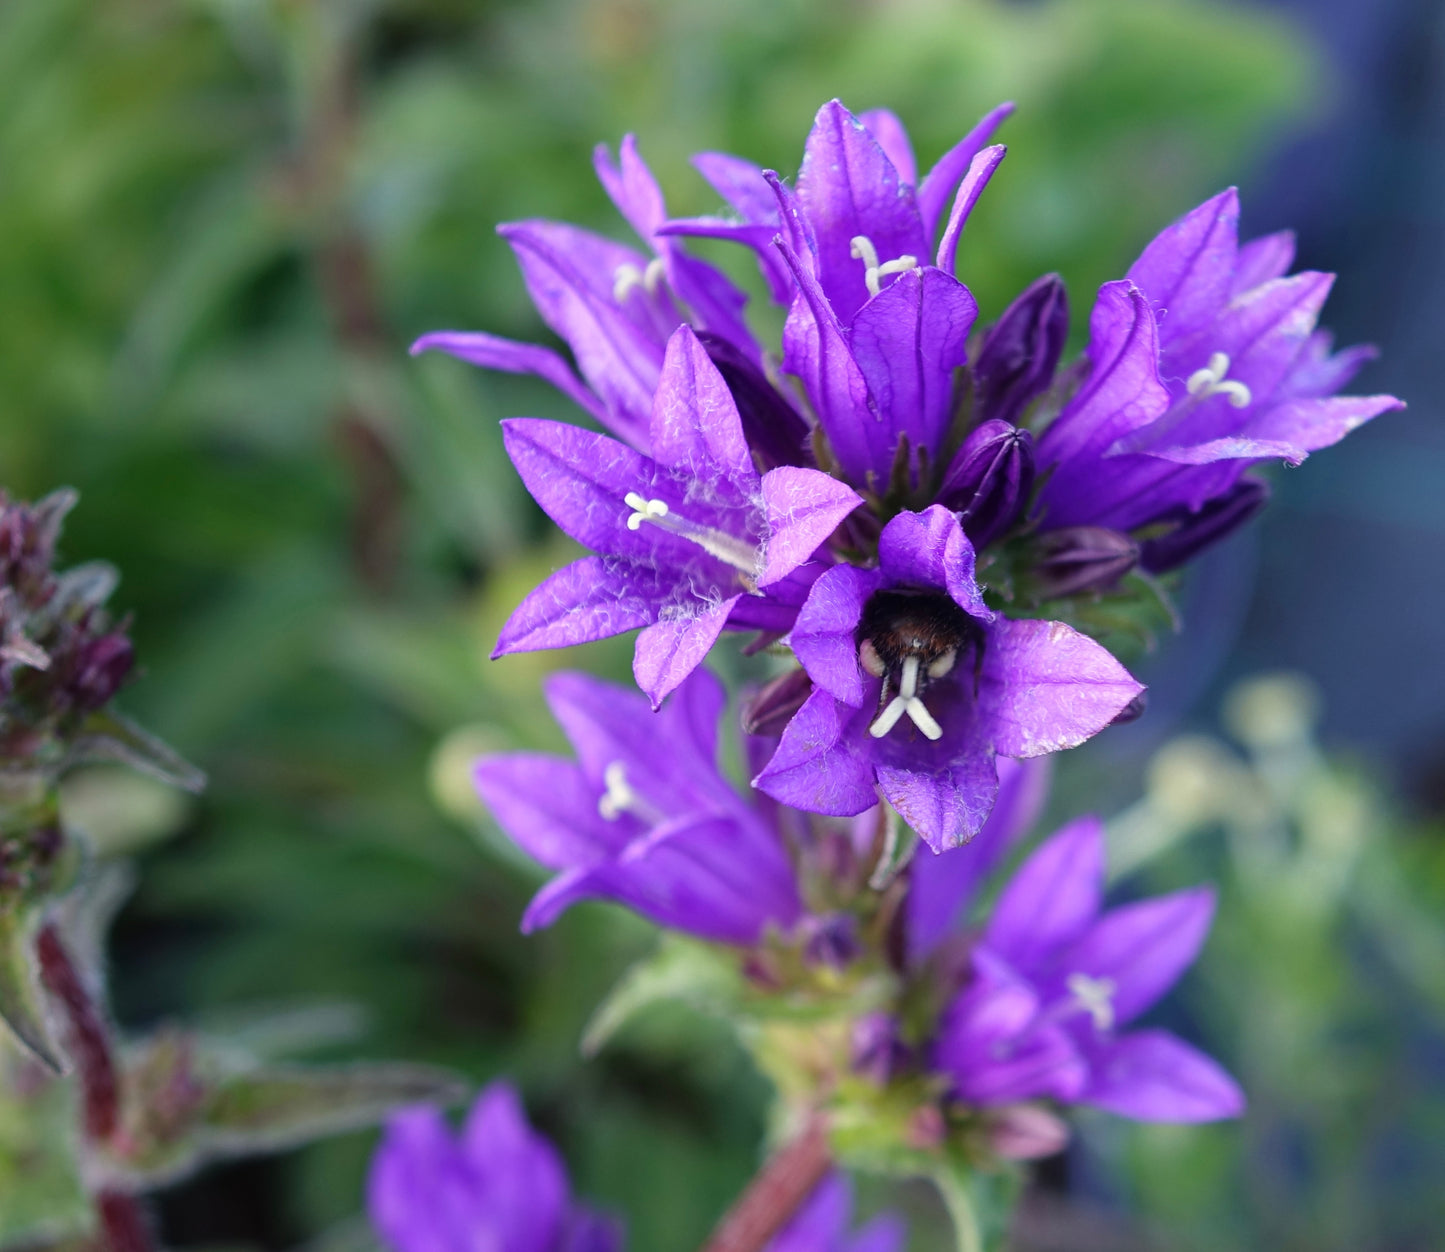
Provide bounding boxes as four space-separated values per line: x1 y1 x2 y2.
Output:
419 99 1398 852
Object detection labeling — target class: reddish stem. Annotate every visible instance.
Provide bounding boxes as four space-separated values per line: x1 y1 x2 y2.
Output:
35 921 119 1142
96 1192 152 1252
700 1116 833 1252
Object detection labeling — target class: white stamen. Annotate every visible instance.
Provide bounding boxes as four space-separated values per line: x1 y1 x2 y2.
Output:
866 654 944 741
850 234 918 298
1065 972 1117 1032
1185 351 1252 409
613 263 645 303
622 492 759 575
869 696 910 739
642 256 666 294
898 655 921 700
625 491 669 531
903 698 943 740
597 761 636 820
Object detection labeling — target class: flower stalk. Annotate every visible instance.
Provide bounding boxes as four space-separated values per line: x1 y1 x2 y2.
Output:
699 1115 833 1252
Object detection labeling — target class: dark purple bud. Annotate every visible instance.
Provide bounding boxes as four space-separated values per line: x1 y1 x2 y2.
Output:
1026 526 1138 599
741 667 814 737
1109 690 1148 726
694 331 812 470
973 274 1069 427
802 913 861 969
1140 477 1271 574
936 420 1035 548
68 632 135 711
851 1011 911 1085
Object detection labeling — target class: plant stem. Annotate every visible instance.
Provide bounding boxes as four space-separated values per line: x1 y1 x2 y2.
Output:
699 1115 832 1252
35 921 118 1142
96 1192 152 1252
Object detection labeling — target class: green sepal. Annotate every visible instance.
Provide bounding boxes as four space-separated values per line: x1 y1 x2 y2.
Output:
0 906 60 1071
67 709 206 794
0 1050 88 1244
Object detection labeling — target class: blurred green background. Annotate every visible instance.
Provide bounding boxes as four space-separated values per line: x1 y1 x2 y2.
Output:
2 0 1442 1248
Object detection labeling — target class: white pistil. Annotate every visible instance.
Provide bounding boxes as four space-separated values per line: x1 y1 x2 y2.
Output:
1065 972 1118 1032
849 235 918 298
1185 351 1253 409
596 761 664 824
622 492 758 575
868 654 944 742
612 257 667 303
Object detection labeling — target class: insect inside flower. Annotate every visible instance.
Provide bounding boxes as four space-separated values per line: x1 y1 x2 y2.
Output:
857 590 985 741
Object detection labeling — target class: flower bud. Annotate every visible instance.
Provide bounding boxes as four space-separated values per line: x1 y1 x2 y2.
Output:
984 1103 1070 1160
67 633 135 712
801 912 860 969
972 274 1069 427
851 1011 911 1085
1140 477 1271 573
741 667 814 737
936 420 1035 549
695 331 812 470
1025 526 1138 599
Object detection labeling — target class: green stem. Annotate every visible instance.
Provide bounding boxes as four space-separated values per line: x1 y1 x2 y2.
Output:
934 1167 985 1252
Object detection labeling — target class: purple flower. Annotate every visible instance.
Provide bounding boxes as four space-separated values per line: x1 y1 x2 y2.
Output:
754 507 1142 852
368 1082 621 1252
666 100 1013 495
495 325 862 706
932 817 1244 1123
766 1173 905 1252
1036 189 1403 563
414 137 758 451
473 668 801 944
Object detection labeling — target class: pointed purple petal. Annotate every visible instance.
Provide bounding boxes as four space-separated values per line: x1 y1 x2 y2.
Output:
983 618 1145 758
594 135 666 241
692 151 778 222
877 507 991 619
753 688 879 816
849 266 977 460
663 216 795 304
493 556 662 656
789 564 884 706
1232 229 1296 293
759 467 862 587
768 1173 849 1252
1243 392 1404 455
649 325 757 490
908 757 1052 962
795 100 928 323
985 816 1104 972
1084 1029 1245 1122
411 330 608 424
1126 188 1239 340
472 753 621 869
663 248 761 362
876 745 999 854
633 594 741 708
848 1214 908 1252
917 101 1015 238
935 144 1007 277
1061 886 1216 1024
857 108 917 186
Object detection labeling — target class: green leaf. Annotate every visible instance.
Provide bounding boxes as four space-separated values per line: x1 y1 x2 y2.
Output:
0 906 60 1071
0 1050 87 1242
67 709 206 794
581 936 744 1058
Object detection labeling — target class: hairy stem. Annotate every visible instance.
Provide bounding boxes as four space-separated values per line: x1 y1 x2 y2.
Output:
96 1192 152 1252
35 921 118 1143
700 1115 832 1252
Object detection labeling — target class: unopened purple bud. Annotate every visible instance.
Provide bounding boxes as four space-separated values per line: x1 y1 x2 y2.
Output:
741 667 814 737
694 331 812 470
1109 690 1148 726
984 1103 1070 1160
68 632 134 711
851 1011 910 1085
936 419 1035 549
1140 477 1271 574
973 274 1069 427
802 913 860 969
1026 526 1138 599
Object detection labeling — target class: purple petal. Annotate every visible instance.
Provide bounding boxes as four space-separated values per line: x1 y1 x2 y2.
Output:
461 1084 571 1248
848 1214 908 1252
1283 332 1378 397
410 330 608 425
472 753 622 869
767 1173 848 1252
564 1212 626 1252
857 108 917 185
759 467 863 587
367 1106 461 1251
753 688 879 817
877 507 991 620
789 564 884 706
1241 393 1403 457
1232 229 1296 293
908 757 1051 962
875 745 999 854
696 330 813 470
649 325 757 492
663 248 761 363
633 595 741 708
1126 188 1239 341
917 101 1015 238
935 144 1007 277
776 239 881 484
1060 886 1216 1025
1084 1029 1245 1122
985 816 1104 972
493 556 662 656
692 151 779 222
849 266 977 461
982 619 1145 759
795 100 929 323
594 135 666 240
661 216 794 305
1195 271 1335 408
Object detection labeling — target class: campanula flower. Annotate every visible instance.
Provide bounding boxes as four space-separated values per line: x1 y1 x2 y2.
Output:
496 325 861 706
754 507 1141 852
932 816 1244 1123
474 668 801 944
368 1082 621 1252
1036 189 1403 567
